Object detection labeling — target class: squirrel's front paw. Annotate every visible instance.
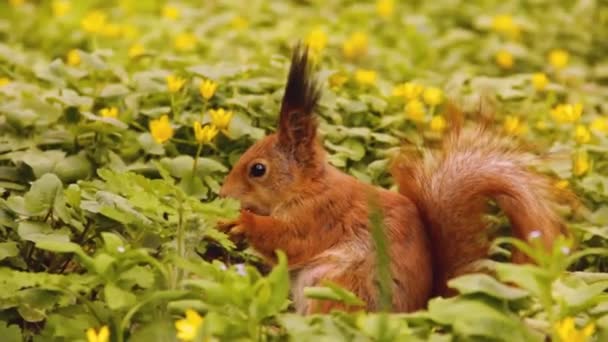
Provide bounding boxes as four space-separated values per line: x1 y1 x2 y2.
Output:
217 218 246 239
217 210 255 240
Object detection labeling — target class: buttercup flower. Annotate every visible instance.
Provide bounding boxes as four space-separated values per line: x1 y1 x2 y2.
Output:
174 32 197 51
555 180 569 189
555 317 595 342
572 150 590 176
590 117 608 134
551 103 583 124
9 0 24 7
503 115 526 135
149 115 174 144
100 23 122 38
122 25 139 39
193 122 219 145
393 82 424 100
406 100 425 122
531 73 548 91
535 120 549 131
128 43 145 59
495 50 514 69
549 49 569 70
99 107 118 119
354 69 376 86
86 326 109 342
306 27 328 54
166 75 186 94
199 80 218 100
329 72 348 89
376 0 394 19
52 0 70 18
81 11 107 34
209 108 233 130
67 49 81 66
574 125 591 144
231 15 248 30
491 14 520 39
162 4 180 20
0 77 10 87
423 87 443 106
343 32 368 59
175 309 204 341
430 115 447 133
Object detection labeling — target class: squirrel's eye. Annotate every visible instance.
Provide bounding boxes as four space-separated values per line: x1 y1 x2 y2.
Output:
249 163 266 178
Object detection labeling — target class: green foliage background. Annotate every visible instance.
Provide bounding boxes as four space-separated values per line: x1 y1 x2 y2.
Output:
0 0 607 341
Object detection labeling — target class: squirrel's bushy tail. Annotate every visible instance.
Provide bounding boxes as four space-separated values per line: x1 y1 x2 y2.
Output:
391 112 565 296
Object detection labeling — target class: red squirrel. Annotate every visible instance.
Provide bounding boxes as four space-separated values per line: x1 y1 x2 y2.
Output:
218 44 564 314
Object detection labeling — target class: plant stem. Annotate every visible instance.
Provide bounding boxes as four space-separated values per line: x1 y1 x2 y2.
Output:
192 143 203 175
174 203 185 289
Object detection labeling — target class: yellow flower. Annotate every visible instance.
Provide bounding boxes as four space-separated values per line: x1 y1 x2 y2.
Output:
572 150 590 176
162 4 180 20
100 23 122 38
491 14 520 39
423 87 443 106
549 49 569 70
535 120 549 131
329 72 348 89
343 32 368 60
199 80 218 100
551 103 583 124
193 122 219 145
175 309 204 341
99 107 118 119
503 115 527 135
9 0 25 7
406 100 425 122
306 27 328 54
392 82 424 100
149 115 174 144
376 0 394 19
590 117 608 134
86 326 109 342
429 115 447 133
122 25 139 40
66 49 81 66
555 317 595 342
354 69 376 86
0 77 10 87
574 125 591 144
52 0 70 18
174 32 197 51
81 11 107 34
555 180 569 189
209 108 233 130
495 50 514 69
531 72 549 91
230 15 248 30
128 43 145 59
166 75 186 94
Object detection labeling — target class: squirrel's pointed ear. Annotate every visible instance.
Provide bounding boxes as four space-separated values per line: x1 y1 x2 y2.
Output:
277 43 322 165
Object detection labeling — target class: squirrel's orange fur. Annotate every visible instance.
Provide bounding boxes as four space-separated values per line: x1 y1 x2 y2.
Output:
219 44 565 313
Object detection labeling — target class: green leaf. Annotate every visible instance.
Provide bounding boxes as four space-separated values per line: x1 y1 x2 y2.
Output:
35 240 81 253
304 282 366 307
448 274 529 300
0 322 22 342
24 173 64 217
104 283 136 310
18 221 70 243
0 242 19 261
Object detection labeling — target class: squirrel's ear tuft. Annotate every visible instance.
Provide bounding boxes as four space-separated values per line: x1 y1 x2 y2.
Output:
278 43 322 164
